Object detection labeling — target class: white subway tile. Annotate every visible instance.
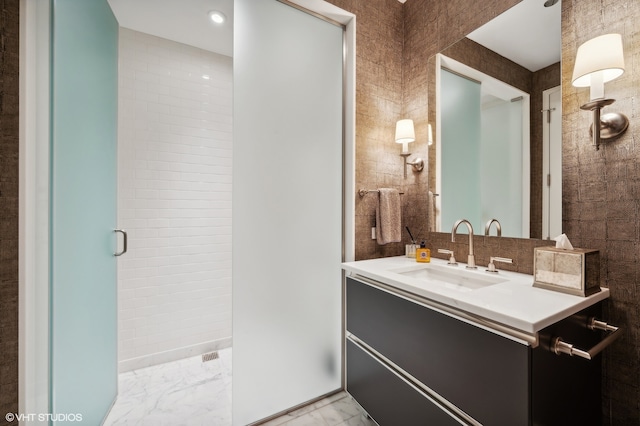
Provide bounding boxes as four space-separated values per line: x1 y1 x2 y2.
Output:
118 28 233 367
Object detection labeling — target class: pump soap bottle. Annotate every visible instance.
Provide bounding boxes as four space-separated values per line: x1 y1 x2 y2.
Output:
416 241 431 263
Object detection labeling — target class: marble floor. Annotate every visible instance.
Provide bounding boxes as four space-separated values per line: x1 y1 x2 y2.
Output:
104 348 375 426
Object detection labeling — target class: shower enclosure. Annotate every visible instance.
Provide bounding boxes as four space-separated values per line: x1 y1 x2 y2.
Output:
22 0 354 424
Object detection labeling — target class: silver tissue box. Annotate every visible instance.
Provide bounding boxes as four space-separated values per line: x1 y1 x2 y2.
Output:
533 247 601 297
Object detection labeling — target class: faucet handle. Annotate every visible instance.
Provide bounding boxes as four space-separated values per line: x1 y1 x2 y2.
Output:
437 249 458 266
486 256 513 273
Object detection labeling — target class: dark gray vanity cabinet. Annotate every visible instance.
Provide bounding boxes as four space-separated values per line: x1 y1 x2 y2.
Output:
345 276 603 426
347 340 463 426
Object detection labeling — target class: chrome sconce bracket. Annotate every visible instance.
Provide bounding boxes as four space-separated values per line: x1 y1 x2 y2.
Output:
400 153 424 179
580 98 629 150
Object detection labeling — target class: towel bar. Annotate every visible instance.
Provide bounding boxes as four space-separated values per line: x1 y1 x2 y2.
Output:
358 189 405 198
358 189 440 198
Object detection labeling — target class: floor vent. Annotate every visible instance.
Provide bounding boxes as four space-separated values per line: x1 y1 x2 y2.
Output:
202 351 219 363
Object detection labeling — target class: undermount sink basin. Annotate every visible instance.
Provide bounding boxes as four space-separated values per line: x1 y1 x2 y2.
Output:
390 263 508 292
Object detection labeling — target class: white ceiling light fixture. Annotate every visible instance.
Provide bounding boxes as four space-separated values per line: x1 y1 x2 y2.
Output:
209 10 226 24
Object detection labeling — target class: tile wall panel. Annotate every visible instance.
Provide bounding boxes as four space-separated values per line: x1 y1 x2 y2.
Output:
562 0 640 423
325 0 407 259
327 0 521 261
0 0 19 424
117 29 232 370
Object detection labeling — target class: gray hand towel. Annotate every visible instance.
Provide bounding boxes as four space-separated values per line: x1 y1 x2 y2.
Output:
376 188 401 245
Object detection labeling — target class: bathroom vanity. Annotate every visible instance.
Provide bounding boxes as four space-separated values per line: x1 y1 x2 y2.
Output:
342 257 617 426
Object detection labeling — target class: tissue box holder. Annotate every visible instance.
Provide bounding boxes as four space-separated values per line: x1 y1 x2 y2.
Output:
533 247 601 297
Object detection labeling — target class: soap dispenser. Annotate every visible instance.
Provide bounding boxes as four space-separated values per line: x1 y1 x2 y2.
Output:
416 241 431 263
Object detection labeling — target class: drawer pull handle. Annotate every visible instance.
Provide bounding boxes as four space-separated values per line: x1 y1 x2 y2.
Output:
551 318 621 360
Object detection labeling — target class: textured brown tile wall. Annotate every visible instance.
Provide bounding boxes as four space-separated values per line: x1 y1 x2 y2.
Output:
406 0 541 275
326 0 413 259
328 0 527 261
404 0 520 121
442 37 532 93
562 0 640 423
331 0 640 420
405 1 522 250
429 232 555 275
0 0 19 424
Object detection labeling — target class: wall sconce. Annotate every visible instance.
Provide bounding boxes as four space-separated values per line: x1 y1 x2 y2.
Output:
395 119 424 178
427 123 433 146
572 33 629 150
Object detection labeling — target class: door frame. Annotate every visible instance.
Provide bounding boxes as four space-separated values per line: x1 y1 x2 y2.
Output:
19 0 356 418
542 85 562 240
19 0 52 418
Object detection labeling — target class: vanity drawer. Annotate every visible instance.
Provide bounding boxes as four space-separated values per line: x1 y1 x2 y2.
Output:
346 276 530 426
346 339 464 426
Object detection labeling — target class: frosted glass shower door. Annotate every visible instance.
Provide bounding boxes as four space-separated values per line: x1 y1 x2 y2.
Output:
480 98 524 236
441 69 482 230
50 0 119 424
233 0 344 424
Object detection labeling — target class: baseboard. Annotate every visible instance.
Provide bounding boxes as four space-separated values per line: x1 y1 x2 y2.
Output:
118 337 232 373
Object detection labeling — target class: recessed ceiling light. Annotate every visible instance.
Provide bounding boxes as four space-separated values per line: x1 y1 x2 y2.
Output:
209 10 226 24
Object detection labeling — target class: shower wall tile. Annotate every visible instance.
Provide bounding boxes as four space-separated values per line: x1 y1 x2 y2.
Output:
0 0 19 424
117 29 232 371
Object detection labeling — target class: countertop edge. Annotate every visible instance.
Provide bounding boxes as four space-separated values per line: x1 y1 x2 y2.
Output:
342 256 610 335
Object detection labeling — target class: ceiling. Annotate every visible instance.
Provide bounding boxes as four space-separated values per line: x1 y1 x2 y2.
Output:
467 0 561 72
107 0 233 57
107 0 560 71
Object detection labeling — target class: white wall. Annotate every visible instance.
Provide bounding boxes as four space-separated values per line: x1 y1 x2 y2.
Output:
117 28 232 371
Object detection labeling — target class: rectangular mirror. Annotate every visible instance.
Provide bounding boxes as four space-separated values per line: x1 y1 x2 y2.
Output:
427 0 562 239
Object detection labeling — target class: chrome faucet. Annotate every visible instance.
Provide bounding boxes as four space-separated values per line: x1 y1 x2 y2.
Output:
451 219 476 269
484 218 502 237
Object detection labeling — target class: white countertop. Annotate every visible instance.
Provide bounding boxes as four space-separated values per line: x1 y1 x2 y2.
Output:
342 256 609 334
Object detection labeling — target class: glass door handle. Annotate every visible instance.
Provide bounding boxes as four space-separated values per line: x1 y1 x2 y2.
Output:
114 229 128 256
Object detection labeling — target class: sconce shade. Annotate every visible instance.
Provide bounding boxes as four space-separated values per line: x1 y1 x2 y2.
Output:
572 34 625 89
427 124 433 146
395 119 415 144
572 33 629 150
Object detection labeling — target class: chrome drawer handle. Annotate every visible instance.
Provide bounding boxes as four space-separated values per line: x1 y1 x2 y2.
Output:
551 318 621 360
114 229 128 256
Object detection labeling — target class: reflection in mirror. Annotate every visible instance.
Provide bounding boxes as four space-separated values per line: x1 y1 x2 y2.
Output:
427 0 561 239
438 55 530 238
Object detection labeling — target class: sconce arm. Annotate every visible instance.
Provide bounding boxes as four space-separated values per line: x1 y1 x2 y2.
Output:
580 98 628 150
